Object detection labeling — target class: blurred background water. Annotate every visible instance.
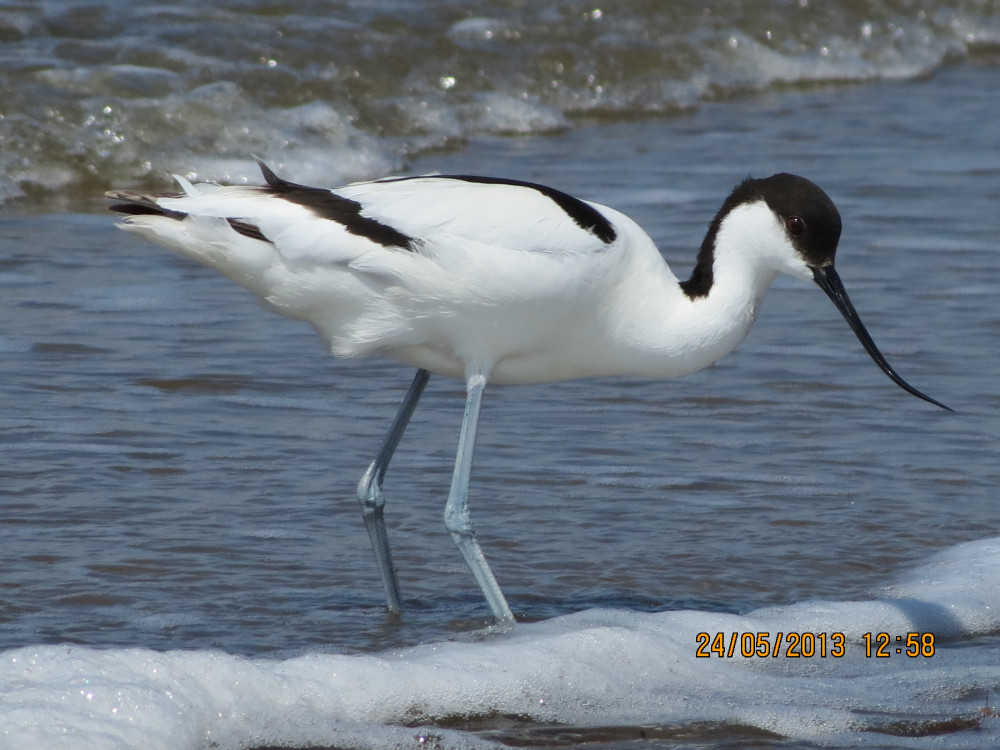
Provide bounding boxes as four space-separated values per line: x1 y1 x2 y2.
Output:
1 2 1000 749
2 0 999 208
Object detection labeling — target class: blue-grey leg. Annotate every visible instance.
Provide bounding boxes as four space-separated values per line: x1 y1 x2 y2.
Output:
356 368 431 613
444 373 515 623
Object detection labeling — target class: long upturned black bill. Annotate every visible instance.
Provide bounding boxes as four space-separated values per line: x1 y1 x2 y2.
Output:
811 265 951 411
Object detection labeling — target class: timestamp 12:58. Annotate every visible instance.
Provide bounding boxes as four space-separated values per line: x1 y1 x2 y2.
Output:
862 632 935 657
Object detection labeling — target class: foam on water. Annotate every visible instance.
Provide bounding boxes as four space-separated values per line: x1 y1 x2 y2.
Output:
3 0 999 209
4 537 1000 750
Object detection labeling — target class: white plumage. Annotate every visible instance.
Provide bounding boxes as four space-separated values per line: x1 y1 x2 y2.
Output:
109 162 947 622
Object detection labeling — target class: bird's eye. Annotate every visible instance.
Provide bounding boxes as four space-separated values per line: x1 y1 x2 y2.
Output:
786 216 805 236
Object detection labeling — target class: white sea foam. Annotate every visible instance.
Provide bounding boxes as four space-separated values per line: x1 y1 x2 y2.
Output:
4 537 1000 749
3 1 999 207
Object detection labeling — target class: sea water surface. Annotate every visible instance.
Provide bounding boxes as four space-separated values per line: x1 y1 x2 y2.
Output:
2 2 1000 749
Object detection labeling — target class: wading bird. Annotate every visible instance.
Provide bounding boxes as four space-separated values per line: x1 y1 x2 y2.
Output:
109 163 948 623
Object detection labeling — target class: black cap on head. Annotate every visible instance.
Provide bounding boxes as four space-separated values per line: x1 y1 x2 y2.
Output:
744 173 843 267
683 173 843 298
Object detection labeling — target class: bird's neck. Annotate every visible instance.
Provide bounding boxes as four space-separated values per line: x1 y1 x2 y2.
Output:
678 227 716 299
609 232 781 379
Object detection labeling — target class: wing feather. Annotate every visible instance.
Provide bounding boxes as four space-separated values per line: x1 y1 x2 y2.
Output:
111 165 619 268
337 176 614 257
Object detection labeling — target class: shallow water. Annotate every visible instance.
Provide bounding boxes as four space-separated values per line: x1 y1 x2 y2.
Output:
3 0 1000 207
2 4 1000 749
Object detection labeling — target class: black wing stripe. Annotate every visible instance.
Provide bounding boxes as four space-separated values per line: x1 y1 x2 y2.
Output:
377 174 618 244
227 219 268 241
107 190 186 221
257 161 415 250
108 191 269 243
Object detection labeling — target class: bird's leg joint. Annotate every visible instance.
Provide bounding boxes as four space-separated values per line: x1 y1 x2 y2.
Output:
444 501 476 540
357 462 385 519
